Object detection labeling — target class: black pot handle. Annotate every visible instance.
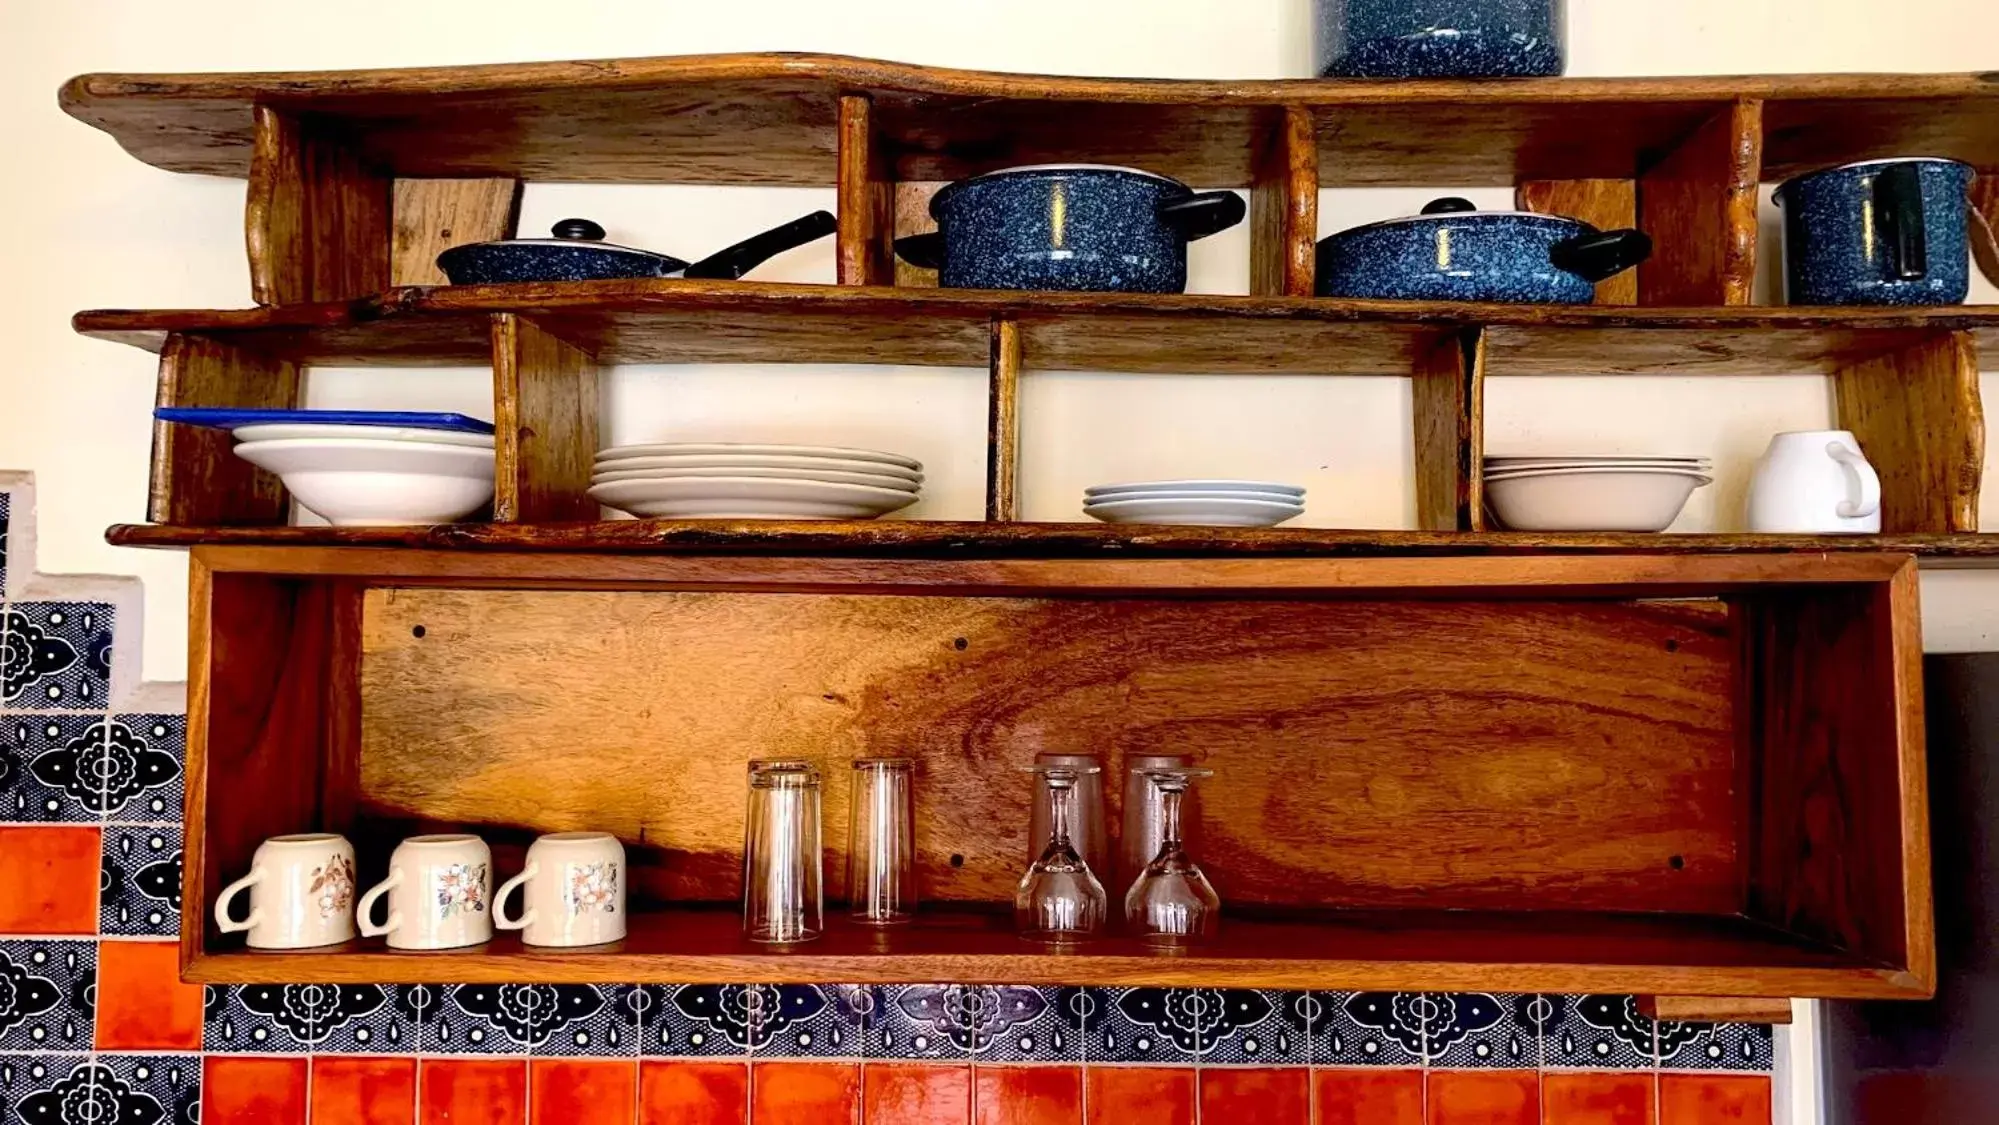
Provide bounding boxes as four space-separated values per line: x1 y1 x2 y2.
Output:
552 218 607 241
1157 191 1248 242
1549 229 1654 283
1421 197 1481 215
893 231 946 270
1873 162 1930 282
680 210 839 280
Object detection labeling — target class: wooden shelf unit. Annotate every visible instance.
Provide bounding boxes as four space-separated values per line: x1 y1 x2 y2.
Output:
184 547 1930 993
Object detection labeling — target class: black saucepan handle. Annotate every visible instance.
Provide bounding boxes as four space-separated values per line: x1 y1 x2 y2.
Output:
894 231 946 270
1873 162 1930 282
680 210 839 280
1156 191 1248 242
1549 229 1655 283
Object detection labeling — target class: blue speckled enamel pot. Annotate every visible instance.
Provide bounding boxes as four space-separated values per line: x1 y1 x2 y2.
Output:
1315 198 1652 304
437 212 836 285
894 165 1247 293
1774 158 1974 307
1317 0 1566 78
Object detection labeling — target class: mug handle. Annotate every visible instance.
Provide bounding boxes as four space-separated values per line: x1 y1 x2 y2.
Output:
356 869 404 938
214 866 265 934
1828 441 1882 519
494 862 540 932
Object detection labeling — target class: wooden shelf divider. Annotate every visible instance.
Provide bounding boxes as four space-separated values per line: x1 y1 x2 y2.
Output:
1637 99 1765 307
836 93 896 286
1251 106 1319 298
149 333 301 526
987 318 1024 521
1834 331 1986 534
1414 328 1487 532
491 313 600 522
245 106 393 307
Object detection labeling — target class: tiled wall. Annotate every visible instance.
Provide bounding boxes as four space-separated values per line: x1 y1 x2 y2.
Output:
0 473 1777 1124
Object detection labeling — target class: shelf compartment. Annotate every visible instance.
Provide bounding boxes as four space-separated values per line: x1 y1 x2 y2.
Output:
181 548 1930 994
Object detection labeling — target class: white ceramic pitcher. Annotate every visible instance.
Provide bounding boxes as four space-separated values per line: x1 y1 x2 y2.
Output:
1747 430 1882 534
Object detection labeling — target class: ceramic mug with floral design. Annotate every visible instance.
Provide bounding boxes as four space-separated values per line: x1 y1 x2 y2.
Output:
356 834 493 950
493 831 627 947
213 834 358 949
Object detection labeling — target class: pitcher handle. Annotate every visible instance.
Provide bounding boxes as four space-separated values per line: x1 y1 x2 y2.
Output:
1828 440 1882 519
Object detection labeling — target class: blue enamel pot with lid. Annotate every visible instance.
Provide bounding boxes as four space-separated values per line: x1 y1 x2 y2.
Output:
437 211 837 285
1773 158 1975 306
893 164 1247 293
1315 197 1652 304
1317 0 1567 78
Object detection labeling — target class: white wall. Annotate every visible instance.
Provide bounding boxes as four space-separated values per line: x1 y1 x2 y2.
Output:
3 0 1997 678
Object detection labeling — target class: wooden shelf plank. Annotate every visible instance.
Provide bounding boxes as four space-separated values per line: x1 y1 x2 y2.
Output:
59 55 1999 187
103 520 1999 566
180 905 1914 993
70 282 1999 375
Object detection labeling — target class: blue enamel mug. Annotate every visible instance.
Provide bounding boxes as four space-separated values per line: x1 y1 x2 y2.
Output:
1773 158 1974 306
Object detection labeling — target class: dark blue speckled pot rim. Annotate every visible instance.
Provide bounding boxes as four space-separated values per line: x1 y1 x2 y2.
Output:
1327 209 1591 238
1774 156 1974 204
930 163 1189 216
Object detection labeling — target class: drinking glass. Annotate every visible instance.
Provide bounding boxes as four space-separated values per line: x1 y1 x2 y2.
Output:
1015 764 1107 943
1028 752 1108 876
1119 753 1194 895
743 759 823 943
1124 766 1219 946
846 758 916 925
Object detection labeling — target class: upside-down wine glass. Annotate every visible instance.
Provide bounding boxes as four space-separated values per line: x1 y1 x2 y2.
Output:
1014 764 1107 944
1123 766 1219 946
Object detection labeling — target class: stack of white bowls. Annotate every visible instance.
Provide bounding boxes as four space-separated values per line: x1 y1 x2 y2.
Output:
588 443 923 519
1483 455 1714 532
1082 480 1306 527
231 423 496 526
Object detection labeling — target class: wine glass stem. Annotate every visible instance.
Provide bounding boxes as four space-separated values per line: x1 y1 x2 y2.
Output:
1159 787 1183 852
1051 783 1074 849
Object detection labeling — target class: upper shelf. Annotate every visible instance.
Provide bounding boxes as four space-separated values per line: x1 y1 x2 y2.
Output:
59 52 1999 186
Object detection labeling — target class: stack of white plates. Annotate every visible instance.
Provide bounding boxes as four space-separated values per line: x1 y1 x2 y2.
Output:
588 443 923 519
1484 455 1714 532
230 424 497 526
1082 480 1306 527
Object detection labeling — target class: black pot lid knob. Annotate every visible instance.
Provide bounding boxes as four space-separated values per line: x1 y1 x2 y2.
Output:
1421 197 1480 216
551 218 607 241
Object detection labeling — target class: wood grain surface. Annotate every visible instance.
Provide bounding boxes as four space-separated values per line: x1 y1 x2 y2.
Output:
1250 107 1318 298
1972 170 1999 291
891 182 943 288
1413 330 1486 531
491 314 600 523
1636 101 1764 307
1833 332 1985 534
836 95 895 286
389 178 522 287
245 107 392 305
1516 179 1639 305
1639 996 1794 1024
149 334 300 526
987 319 1022 521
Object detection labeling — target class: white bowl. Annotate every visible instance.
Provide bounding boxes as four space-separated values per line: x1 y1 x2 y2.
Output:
591 464 920 491
1084 496 1304 527
586 453 923 483
1483 467 1712 532
232 423 496 448
588 476 920 520
596 442 921 471
232 438 495 526
1084 479 1306 498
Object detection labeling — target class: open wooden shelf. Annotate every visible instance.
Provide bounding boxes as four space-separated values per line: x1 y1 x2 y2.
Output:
186 906 1909 994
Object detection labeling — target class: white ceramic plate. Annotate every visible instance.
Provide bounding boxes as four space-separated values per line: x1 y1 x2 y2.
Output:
592 464 921 490
1083 496 1304 527
1484 468 1712 532
1485 463 1714 480
588 476 920 520
1084 479 1305 498
596 443 922 471
231 438 495 526
1485 456 1709 467
231 423 496 448
1085 489 1305 505
584 453 923 482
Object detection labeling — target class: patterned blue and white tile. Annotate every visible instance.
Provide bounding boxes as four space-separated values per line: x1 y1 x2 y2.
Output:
1 1055 102 1125
0 941 94 1052
429 984 535 1055
867 984 969 1060
1424 993 1541 1069
531 985 640 1057
100 824 183 937
1313 991 1427 1067
98 715 185 822
1079 987 1199 1064
640 984 754 1058
310 984 429 1054
1541 994 1655 1070
0 714 106 822
747 985 868 1059
1197 989 1314 1065
864 985 1078 1063
203 984 318 1053
0 492 11 597
1 602 113 710
98 1053 201 1125
1656 1019 1776 1073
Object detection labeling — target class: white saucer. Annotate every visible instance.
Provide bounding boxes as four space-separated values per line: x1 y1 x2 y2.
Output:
1084 496 1303 527
589 476 920 520
592 464 920 491
587 453 923 483
596 443 922 471
1085 479 1305 498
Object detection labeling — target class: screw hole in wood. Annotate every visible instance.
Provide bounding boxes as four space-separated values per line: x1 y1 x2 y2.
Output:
412 624 427 638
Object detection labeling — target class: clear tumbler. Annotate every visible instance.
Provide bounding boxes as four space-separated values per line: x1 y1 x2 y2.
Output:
846 758 916 925
743 759 823 943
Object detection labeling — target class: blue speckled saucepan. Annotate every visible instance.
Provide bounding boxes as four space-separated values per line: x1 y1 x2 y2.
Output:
1315 197 1651 304
1773 158 1975 306
893 165 1247 293
1317 0 1567 78
437 211 837 285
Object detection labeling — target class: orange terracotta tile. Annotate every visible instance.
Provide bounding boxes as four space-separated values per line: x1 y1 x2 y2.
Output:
1659 1075 1771 1125
204 1056 308 1125
1086 1067 1194 1125
973 1065 1081 1125
421 1058 528 1125
1543 1073 1654 1125
94 940 204 1050
1202 1067 1310 1125
531 1059 639 1125
1313 1070 1424 1125
642 1061 749 1125
1426 1071 1539 1125
312 1056 417 1125
0 826 100 934
867 1063 972 1125
752 1060 860 1125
